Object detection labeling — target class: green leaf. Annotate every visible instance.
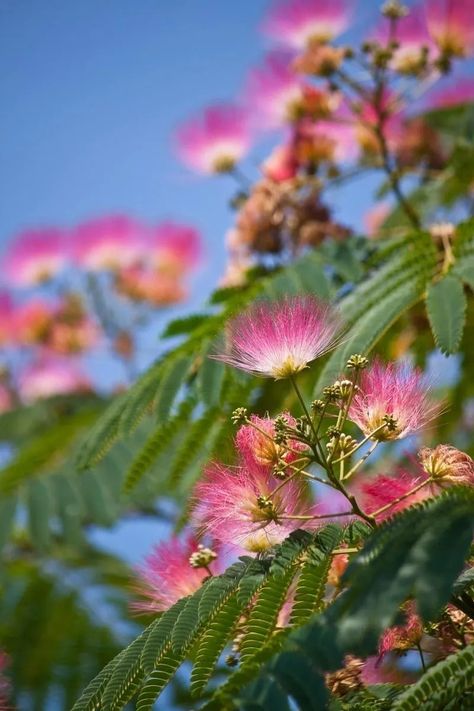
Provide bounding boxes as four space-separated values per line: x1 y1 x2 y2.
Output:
426 275 467 355
161 312 209 338
199 342 227 406
391 644 474 711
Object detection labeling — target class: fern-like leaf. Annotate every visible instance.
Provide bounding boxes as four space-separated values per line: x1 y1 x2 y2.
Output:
426 275 467 354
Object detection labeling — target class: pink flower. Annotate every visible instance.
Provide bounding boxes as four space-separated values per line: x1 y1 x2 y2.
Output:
19 358 91 403
150 221 202 275
0 384 12 414
361 469 432 521
0 293 16 346
214 295 341 379
236 413 307 475
192 462 310 552
378 603 423 657
131 535 220 613
14 298 54 345
48 318 100 355
360 654 416 686
349 359 440 441
425 0 474 56
175 104 251 174
372 7 434 73
363 202 391 237
3 228 67 286
427 79 474 109
262 144 299 182
245 52 311 129
116 266 186 306
419 444 474 486
72 215 145 271
263 0 351 49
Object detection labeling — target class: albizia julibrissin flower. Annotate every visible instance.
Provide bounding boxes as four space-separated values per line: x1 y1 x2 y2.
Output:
72 215 145 271
214 295 341 379
425 0 474 56
236 413 307 475
419 444 474 486
192 463 310 552
150 221 201 275
263 0 351 49
349 359 440 441
3 228 67 286
361 469 433 522
131 535 220 614
175 104 251 174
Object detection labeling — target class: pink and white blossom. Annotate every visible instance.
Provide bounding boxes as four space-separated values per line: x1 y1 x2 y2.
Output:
360 469 432 521
2 228 67 286
150 221 202 274
193 462 310 552
349 359 440 440
236 413 307 475
131 535 219 614
19 358 91 403
263 0 351 50
72 215 145 271
425 0 474 56
245 53 310 129
215 295 341 379
419 444 474 486
175 104 251 174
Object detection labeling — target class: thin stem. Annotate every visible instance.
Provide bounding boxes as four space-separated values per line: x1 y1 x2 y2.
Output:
289 374 318 439
416 643 427 673
279 511 354 522
372 478 433 518
331 423 387 464
343 440 379 481
332 547 358 555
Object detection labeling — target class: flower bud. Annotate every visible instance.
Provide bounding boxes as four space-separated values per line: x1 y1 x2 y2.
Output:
188 544 218 569
231 407 248 425
347 354 369 370
381 1 409 19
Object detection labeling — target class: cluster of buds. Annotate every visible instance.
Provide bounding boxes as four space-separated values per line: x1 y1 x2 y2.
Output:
188 544 218 569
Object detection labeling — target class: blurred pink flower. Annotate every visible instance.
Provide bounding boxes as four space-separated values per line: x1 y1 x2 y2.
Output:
349 359 440 441
72 215 145 271
363 202 391 237
116 266 187 306
425 0 474 56
19 358 91 403
131 534 220 613
372 7 434 73
48 318 100 355
262 143 299 181
14 298 54 345
0 293 16 345
214 295 341 379
263 0 351 49
244 52 310 129
150 221 202 275
175 104 251 174
360 654 416 686
378 603 423 656
426 79 474 109
0 384 13 414
3 228 67 286
361 469 432 521
193 462 310 552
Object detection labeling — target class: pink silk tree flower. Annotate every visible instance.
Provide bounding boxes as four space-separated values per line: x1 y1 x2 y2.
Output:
115 266 186 307
72 215 146 271
131 535 220 614
150 221 202 275
235 413 307 475
175 104 251 175
425 0 474 56
214 295 341 379
360 469 433 522
244 52 312 129
192 462 310 553
378 603 423 657
262 143 299 182
3 228 67 286
19 358 91 403
13 298 55 346
262 0 351 50
419 444 474 486
348 359 440 441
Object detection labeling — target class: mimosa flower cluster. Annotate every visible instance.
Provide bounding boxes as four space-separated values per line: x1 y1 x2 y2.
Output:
134 295 473 686
173 0 474 286
0 216 201 408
